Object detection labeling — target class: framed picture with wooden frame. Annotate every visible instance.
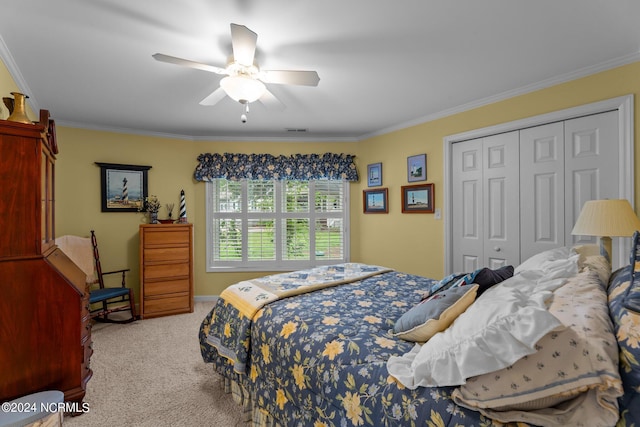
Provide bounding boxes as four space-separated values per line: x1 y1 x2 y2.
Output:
96 162 152 212
401 183 434 213
363 188 388 214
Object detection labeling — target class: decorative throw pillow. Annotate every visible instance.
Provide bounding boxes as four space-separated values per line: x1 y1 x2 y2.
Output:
393 285 479 343
426 272 467 296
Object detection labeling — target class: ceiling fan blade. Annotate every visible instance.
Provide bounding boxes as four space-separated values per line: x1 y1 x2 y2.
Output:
199 87 227 106
152 53 227 75
259 70 320 86
258 89 285 111
230 23 257 66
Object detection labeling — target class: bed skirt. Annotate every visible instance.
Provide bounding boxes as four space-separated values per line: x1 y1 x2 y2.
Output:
215 367 281 427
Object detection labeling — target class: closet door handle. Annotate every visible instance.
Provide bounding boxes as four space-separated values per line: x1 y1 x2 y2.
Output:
494 247 501 252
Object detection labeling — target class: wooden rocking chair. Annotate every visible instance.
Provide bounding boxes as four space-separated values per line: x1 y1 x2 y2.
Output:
56 231 137 323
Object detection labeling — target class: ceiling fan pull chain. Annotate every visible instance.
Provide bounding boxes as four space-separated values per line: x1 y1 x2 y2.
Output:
240 101 249 123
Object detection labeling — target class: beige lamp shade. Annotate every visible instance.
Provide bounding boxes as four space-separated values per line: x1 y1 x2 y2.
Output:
572 199 640 263
571 199 640 237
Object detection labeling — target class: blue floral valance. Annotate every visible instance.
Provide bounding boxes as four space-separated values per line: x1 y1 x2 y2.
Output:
194 152 359 182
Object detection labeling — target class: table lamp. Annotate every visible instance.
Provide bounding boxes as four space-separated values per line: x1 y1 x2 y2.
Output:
571 199 640 263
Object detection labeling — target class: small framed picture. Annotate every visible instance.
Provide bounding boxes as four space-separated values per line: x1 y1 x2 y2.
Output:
96 162 152 212
367 162 383 187
363 188 389 214
407 154 427 182
401 183 434 213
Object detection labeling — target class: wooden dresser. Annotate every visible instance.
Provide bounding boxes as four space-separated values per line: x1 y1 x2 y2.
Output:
139 223 194 318
0 111 92 404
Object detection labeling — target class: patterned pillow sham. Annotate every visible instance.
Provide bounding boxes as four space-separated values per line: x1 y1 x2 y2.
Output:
608 230 640 426
452 270 623 427
392 284 478 343
574 244 611 284
622 230 640 312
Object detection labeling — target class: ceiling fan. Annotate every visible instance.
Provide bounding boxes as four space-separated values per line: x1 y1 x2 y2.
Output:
153 23 320 122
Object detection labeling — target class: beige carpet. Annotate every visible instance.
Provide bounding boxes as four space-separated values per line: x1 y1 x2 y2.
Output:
64 302 245 427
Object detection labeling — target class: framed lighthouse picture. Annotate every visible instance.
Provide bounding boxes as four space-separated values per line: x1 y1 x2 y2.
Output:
96 162 152 212
401 183 434 213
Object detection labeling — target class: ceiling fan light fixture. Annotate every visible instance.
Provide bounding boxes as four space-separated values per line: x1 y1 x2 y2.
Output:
220 74 266 103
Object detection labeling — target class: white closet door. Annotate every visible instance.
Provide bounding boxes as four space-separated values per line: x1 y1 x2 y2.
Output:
452 138 483 272
446 97 633 274
483 131 520 268
565 111 619 246
451 132 519 271
520 122 565 261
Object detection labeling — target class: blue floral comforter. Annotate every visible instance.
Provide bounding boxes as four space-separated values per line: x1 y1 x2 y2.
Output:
200 255 640 426
200 268 506 426
205 264 393 374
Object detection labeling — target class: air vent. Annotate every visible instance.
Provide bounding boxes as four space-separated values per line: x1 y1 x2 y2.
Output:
285 128 308 133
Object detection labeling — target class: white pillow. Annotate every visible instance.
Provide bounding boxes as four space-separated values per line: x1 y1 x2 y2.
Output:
514 246 574 275
386 264 576 389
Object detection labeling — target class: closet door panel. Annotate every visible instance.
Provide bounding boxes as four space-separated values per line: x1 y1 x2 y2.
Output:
452 139 483 272
447 103 630 274
483 131 520 267
565 111 618 248
520 122 565 261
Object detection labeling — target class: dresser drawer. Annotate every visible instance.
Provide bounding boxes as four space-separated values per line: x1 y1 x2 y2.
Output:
143 294 190 314
143 262 190 280
143 246 190 263
81 288 91 318
143 278 190 296
143 228 190 246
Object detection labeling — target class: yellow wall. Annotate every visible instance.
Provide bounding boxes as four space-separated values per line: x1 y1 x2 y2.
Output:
53 128 356 298
2 57 640 297
354 61 640 278
0 64 35 120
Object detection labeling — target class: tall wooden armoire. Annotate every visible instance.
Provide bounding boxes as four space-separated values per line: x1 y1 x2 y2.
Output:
0 110 92 403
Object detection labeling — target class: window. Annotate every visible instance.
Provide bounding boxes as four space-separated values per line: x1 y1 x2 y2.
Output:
206 179 350 271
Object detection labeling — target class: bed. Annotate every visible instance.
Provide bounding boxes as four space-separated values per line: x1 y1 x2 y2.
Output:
199 235 640 426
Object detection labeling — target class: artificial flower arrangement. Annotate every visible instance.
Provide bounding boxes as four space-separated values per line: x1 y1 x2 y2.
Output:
139 195 161 213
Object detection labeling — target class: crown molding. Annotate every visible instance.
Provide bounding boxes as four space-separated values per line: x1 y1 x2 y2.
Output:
0 34 40 113
362 51 640 141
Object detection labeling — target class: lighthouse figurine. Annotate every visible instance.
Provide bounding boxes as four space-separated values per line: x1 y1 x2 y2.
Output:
178 189 187 223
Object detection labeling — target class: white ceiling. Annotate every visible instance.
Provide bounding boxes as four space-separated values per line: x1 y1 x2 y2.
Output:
1 1 639 141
